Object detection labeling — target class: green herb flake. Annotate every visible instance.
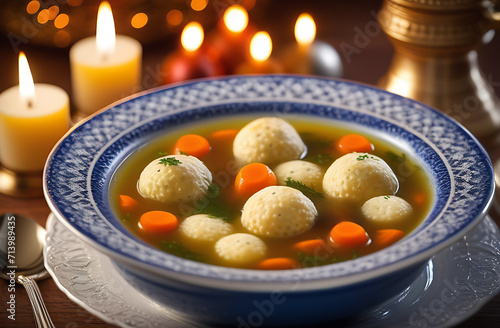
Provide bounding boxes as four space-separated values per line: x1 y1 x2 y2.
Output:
355 154 378 161
179 150 188 156
159 157 182 166
160 241 205 262
193 201 233 222
121 213 131 223
297 253 343 268
384 196 391 199
285 177 324 198
386 151 407 163
192 184 233 223
356 154 369 161
207 184 220 198
158 151 169 157
313 153 333 164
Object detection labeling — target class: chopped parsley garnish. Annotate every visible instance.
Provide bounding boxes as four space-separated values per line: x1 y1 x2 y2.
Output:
297 253 342 268
313 153 333 164
121 213 131 223
160 241 205 262
384 196 391 199
194 200 233 222
385 151 406 163
385 151 418 174
285 178 324 198
356 154 376 161
158 157 182 166
207 184 220 198
356 154 368 161
158 151 169 157
192 184 233 222
179 150 188 155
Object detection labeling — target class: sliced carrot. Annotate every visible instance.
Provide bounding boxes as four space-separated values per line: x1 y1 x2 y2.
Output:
336 134 373 154
139 211 178 234
329 221 369 248
257 258 300 270
119 195 140 214
209 129 239 143
293 239 328 256
174 134 211 158
373 229 404 248
234 163 277 197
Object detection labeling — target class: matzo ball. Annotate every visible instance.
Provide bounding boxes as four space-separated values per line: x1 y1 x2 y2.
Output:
241 186 318 238
323 153 398 203
215 233 267 264
274 160 324 191
138 155 212 204
180 214 233 242
362 195 413 228
233 117 306 166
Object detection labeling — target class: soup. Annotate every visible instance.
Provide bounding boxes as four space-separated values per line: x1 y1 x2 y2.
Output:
110 116 433 270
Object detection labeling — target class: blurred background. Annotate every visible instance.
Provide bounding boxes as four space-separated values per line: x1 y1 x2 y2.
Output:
2 0 499 113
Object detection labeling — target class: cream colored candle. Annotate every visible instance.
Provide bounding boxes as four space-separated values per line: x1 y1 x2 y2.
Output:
70 1 142 117
0 53 70 172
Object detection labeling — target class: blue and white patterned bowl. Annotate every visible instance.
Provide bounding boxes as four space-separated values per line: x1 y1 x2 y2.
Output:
44 75 494 326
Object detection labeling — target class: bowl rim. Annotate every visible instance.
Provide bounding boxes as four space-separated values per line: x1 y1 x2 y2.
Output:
44 74 494 292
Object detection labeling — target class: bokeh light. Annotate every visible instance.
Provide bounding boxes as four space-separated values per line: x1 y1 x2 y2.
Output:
37 9 50 24
250 31 272 62
181 21 204 52
53 30 71 47
190 0 207 11
26 1 40 15
166 9 183 26
48 5 59 20
223 5 248 33
295 13 316 46
131 12 148 29
54 13 69 29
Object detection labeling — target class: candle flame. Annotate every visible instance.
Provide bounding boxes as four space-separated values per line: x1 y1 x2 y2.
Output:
96 1 115 57
181 21 204 52
223 5 248 33
295 13 316 46
18 52 35 107
250 31 272 62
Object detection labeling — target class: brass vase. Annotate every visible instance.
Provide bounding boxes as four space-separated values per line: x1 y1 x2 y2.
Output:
378 0 500 148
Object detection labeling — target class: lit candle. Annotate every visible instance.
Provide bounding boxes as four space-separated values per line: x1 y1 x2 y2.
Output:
208 4 256 73
0 52 70 172
235 31 283 74
281 13 342 77
161 21 224 84
70 1 142 118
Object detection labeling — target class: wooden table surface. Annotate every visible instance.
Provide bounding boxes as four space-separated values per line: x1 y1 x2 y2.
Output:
1 1 500 327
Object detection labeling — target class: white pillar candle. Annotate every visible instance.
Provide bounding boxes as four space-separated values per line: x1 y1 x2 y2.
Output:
70 1 142 117
0 53 70 172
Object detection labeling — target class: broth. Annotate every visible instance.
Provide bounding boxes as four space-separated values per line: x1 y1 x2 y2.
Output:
110 115 433 269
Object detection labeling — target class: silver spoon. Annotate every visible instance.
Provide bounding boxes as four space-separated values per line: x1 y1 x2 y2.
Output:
0 213 55 328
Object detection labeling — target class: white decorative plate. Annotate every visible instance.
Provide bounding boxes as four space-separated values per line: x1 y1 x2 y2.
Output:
44 76 494 288
44 213 500 328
